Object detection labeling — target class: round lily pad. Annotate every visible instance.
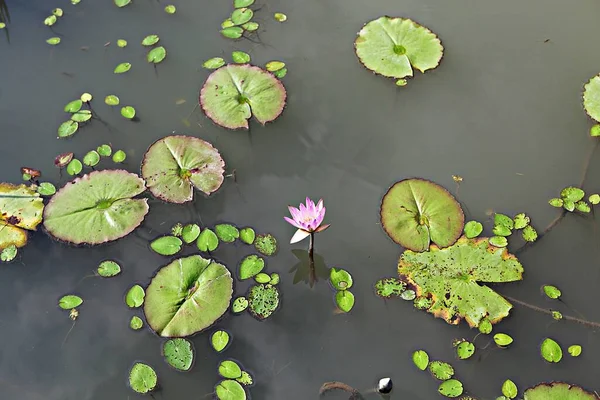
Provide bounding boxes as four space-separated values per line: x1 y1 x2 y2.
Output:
66 159 83 176
211 330 230 352
144 255 233 337
247 283 279 320
197 228 219 251
43 170 148 245
83 151 100 167
455 341 475 360
126 285 145 308
142 35 160 46
114 62 131 74
231 8 253 25
104 95 120 106
238 254 265 280
541 338 562 363
200 64 287 130
215 379 247 400
71 110 92 123
130 316 143 330
128 363 157 394
239 227 255 244
232 51 251 64
141 135 225 204
162 338 194 371
254 272 270 284
380 178 464 252
112 150 127 163
64 99 83 113
583 74 600 122
429 361 454 380
219 360 242 379
221 27 244 39
438 379 463 398
524 382 596 400
147 46 167 64
355 17 443 79
182 224 201 244
215 224 240 242
97 260 121 277
463 221 483 239
502 379 518 399
412 350 429 370
254 233 277 256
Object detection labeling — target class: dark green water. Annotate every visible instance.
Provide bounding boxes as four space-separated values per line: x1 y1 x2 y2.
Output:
1 0 600 399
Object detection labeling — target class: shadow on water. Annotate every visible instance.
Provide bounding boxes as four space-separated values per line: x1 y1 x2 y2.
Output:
289 249 329 287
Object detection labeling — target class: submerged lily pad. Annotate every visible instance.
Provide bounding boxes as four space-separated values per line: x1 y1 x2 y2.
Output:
144 255 233 337
375 277 406 298
398 237 523 327
211 330 230 352
215 379 247 400
141 135 225 204
247 284 279 320
200 64 287 130
163 338 194 371
524 382 596 400
43 170 149 245
381 179 464 252
583 74 600 123
254 233 277 256
355 17 443 79
128 363 157 394
0 183 44 251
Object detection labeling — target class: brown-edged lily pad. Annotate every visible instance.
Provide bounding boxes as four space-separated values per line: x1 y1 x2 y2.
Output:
0 184 44 250
524 382 596 400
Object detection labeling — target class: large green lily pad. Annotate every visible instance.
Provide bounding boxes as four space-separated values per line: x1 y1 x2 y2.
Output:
200 64 287 130
43 170 148 245
144 255 233 337
141 135 225 204
583 74 600 122
380 178 464 252
524 382 596 400
398 236 524 327
0 183 44 250
355 17 443 79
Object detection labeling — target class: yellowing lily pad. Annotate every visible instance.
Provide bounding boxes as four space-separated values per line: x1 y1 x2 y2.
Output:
380 178 464 252
43 170 149 245
144 255 233 337
0 183 44 250
141 135 225 204
524 382 596 400
355 17 443 80
200 64 286 130
583 74 600 122
398 237 523 327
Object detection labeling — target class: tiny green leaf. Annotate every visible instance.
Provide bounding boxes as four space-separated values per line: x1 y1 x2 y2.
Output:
59 294 83 309
104 95 120 106
203 57 226 70
242 21 259 31
269 273 280 285
71 109 92 123
97 144 112 156
489 236 508 248
236 371 253 386
164 5 176 14
233 0 254 8
429 361 454 380
568 344 582 357
46 37 61 45
114 62 132 74
128 363 157 394
231 8 253 25
590 125 600 137
589 194 600 205
396 78 408 86
215 224 239 243
219 360 242 379
478 318 493 334
239 227 255 244
254 272 270 284
540 337 562 363
463 221 483 238
561 187 585 202
329 267 353 290
66 159 83 176
438 379 463 398
97 260 121 277
150 236 182 256
197 229 219 251
64 99 83 113
374 277 406 298
265 61 285 72
221 27 244 39
502 379 518 399
548 198 563 207
1 245 18 262
563 199 575 212
44 15 57 26
117 39 128 47
232 51 251 64
239 254 265 280
455 341 475 360
163 338 194 371
254 233 277 256
126 285 145 308
552 310 563 320
37 182 56 196
112 150 127 163
211 330 230 352
80 93 93 102
232 296 249 313
83 150 100 167
494 213 514 230
121 106 136 119
53 8 64 17
181 224 201 244
543 285 561 299
274 12 287 22
142 35 160 46
493 333 513 347
130 316 143 330
576 201 591 213
147 46 167 64
273 67 287 78
522 225 538 242
335 290 355 312
412 350 429 370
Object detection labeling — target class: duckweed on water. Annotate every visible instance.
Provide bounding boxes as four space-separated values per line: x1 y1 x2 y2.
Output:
541 338 562 363
197 228 219 251
59 294 83 309
97 260 121 277
130 316 143 330
128 363 157 394
238 254 265 280
211 330 230 352
237 371 253 386
254 233 277 256
114 62 131 74
126 285 145 308
163 338 194 371
412 350 429 370
150 236 183 256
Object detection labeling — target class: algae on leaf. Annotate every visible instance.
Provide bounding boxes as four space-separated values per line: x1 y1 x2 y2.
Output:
375 277 406 298
254 233 277 256
142 135 225 204
524 382 596 400
355 17 443 80
398 237 524 327
144 255 233 337
200 64 286 130
247 283 279 320
43 170 149 245
583 74 600 123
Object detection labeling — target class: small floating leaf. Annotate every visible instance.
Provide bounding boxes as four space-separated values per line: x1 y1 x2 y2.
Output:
71 0 81 4
412 350 429 370
215 224 239 243
112 150 127 163
64 99 83 113
121 106 136 119
52 8 63 17
128 363 157 394
44 15 57 26
83 151 100 167
541 338 562 363
400 289 416 300
233 0 254 8
104 95 120 106
374 277 405 298
495 213 514 230
522 225 538 242
222 19 235 28
590 125 600 137
494 333 513 347
211 330 230 352
232 51 251 64
396 78 407 86
548 198 563 207
575 201 591 213
335 290 355 312
231 8 253 25
589 194 600 204
66 159 83 176
197 229 219 251
147 46 167 64
150 236 182 256
164 5 176 14
552 310 563 320
543 285 561 299
493 225 512 237
114 62 132 74
163 338 194 371
568 344 582 357
489 236 508 247
248 283 280 320
563 199 575 212
478 318 492 334
215 380 246 400
181 224 201 244
71 109 92 123
456 341 475 360
232 296 249 313
115 39 127 48
46 37 61 45
219 360 242 379
438 379 463 398
463 221 483 238
130 316 143 330
254 234 277 256
80 93 92 102
126 285 145 308
265 61 285 72
242 21 259 31
236 371 253 386
97 144 112 156
269 273 280 285
59 294 83 309
37 182 56 196
239 254 265 280
502 380 518 399
273 67 287 78
97 260 121 277
254 272 270 284
55 152 74 167
203 57 226 69
514 213 530 229
239 227 255 244
221 27 244 39
274 12 287 22
329 268 353 290
142 35 160 46
561 187 585 202
429 361 454 380
115 0 132 8
171 223 183 237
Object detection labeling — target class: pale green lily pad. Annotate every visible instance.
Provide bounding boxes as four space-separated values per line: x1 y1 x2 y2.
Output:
37 182 56 196
114 62 131 74
455 341 475 360
80 93 93 102
265 61 285 72
397 237 523 327
147 46 167 64
117 39 127 48
215 224 239 242
232 296 249 313
151 236 183 256
552 310 563 320
381 179 464 252
219 360 242 379
104 95 120 106
543 285 561 299
126 285 145 308
97 144 112 157
66 159 82 176
197 228 219 251
1 245 18 262
489 236 508 247
568 345 582 357
112 150 126 163
200 64 287 130
254 272 270 284
269 273 280 285
239 227 255 244
128 363 157 394
375 277 406 298
248 284 279 320
0 183 44 251
44 15 57 26
83 150 100 167
204 57 226 70
46 37 61 45
583 74 600 122
236 371 253 386
494 333 513 347
493 225 511 237
513 213 530 229
524 382 596 400
549 198 563 207
234 0 254 8
238 254 265 280
330 267 353 290
97 260 121 277
144 255 233 337
231 8 253 25
438 379 463 398
464 221 483 239
142 35 160 46
182 224 201 244
242 22 259 31
141 135 225 204
274 12 287 22
163 338 194 371
43 170 149 244
479 318 492 334
121 106 135 119
254 233 277 256
355 17 443 79
164 5 176 14
541 338 562 363
216 379 247 400
58 120 79 138
336 290 355 312
130 316 143 330
211 330 230 352
232 51 250 64
412 350 429 370
590 125 600 137
589 194 600 204
59 294 83 309
522 225 537 242
52 8 63 16
221 27 244 39
502 379 518 399
429 361 454 380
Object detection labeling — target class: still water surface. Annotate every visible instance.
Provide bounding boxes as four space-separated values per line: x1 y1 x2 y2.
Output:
1 0 600 399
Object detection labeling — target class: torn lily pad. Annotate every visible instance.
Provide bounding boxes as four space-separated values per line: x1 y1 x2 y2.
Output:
524 382 596 400
247 283 279 320
583 74 600 123
254 233 277 256
141 135 225 204
0 183 44 251
43 170 148 245
144 255 233 337
355 17 443 80
374 277 406 298
380 178 464 252
463 221 483 239
163 338 194 371
200 64 286 130
398 237 523 327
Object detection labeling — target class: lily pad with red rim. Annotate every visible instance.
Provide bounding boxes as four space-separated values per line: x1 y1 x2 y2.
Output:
43 170 149 245
141 135 225 204
523 382 596 400
583 74 600 122
380 178 464 252
200 64 286 130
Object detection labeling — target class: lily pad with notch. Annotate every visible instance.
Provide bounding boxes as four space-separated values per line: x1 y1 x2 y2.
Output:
215 379 247 400
147 46 167 64
211 330 230 352
162 338 194 371
126 285 145 308
215 224 240 243
238 254 265 280
197 228 219 251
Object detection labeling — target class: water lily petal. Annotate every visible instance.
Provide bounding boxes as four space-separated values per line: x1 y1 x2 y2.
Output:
284 217 304 230
290 229 310 244
298 202 307 214
316 199 324 211
288 206 302 221
315 223 330 233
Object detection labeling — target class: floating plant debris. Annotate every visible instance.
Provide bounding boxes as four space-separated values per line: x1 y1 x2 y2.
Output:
59 294 83 309
541 338 562 363
254 233 277 256
44 15 57 26
502 379 518 399
55 152 74 168
215 224 240 243
147 46 167 64
237 371 253 386
335 290 355 312
197 228 219 251
232 51 250 64
142 35 160 46
380 179 464 252
568 345 582 357
126 285 145 308
412 350 429 370
329 267 353 290
211 330 230 352
239 227 255 244
543 285 561 299
254 272 270 284
141 135 225 204
43 170 149 245
204 57 226 70
144 255 233 337
523 382 596 400
163 338 194 371
80 93 93 102
114 62 132 74
130 316 143 330
97 260 121 277
1 245 18 262
181 224 201 244
455 340 475 360
238 254 265 280
0 183 44 252
438 379 463 398
429 361 454 380
398 237 523 327
274 12 287 22
200 64 287 130
355 17 443 80
164 5 176 14
247 283 279 320
494 333 513 347
112 150 126 163
232 296 249 313
128 363 157 394
150 236 183 256
219 360 242 379
215 379 247 400
375 277 406 298
583 74 600 123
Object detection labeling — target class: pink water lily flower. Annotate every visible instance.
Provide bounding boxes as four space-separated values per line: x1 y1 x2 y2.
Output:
285 197 330 243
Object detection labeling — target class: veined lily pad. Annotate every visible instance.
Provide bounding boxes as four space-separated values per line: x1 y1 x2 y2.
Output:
247 283 279 320
43 170 149 245
211 330 230 352
0 183 44 250
162 338 194 371
97 260 121 277
355 17 443 79
58 120 79 138
150 236 183 256
97 144 112 157
147 46 167 64
524 382 596 400
397 237 523 327
66 159 83 176
128 363 157 394
380 179 464 252
141 135 225 204
494 333 513 347
142 35 160 46
583 74 600 122
232 51 250 64
200 64 287 130
144 255 233 337
238 254 265 280
216 379 247 400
